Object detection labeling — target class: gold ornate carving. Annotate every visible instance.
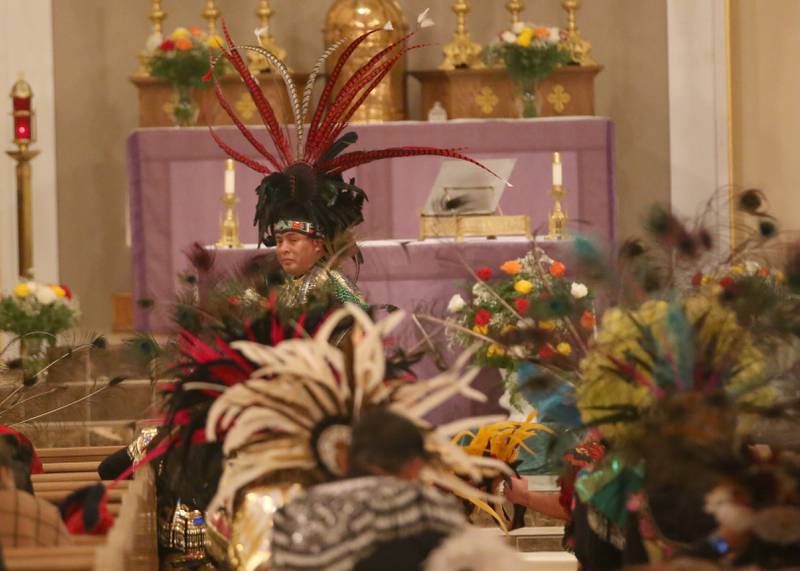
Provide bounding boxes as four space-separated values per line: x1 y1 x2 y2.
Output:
440 1 485 70
561 0 597 66
419 214 531 242
547 84 571 113
324 0 408 123
234 92 257 120
249 0 289 73
505 0 525 25
475 86 499 114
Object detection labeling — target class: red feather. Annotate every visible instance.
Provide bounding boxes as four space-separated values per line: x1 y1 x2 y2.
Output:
305 28 387 158
207 125 272 174
318 147 500 180
211 72 281 171
220 19 292 166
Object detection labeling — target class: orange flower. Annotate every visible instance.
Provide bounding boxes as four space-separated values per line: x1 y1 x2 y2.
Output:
534 27 550 39
756 268 770 277
549 261 566 277
580 309 595 330
174 37 194 51
190 26 203 38
500 260 522 275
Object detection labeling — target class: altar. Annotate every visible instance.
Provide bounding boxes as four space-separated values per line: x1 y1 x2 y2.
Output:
127 117 615 332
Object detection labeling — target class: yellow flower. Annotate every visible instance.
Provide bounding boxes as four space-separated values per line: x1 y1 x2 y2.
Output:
486 344 506 358
501 324 517 336
500 260 522 275
49 285 66 298
514 280 533 295
170 27 191 40
13 283 31 298
539 320 556 331
207 35 224 49
473 324 489 336
730 264 744 275
556 342 572 356
516 27 534 47
774 270 786 284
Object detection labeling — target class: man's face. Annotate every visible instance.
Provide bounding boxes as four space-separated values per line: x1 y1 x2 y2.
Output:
275 231 324 277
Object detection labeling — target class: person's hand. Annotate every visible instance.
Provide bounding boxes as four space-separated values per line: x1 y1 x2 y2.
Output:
503 476 529 506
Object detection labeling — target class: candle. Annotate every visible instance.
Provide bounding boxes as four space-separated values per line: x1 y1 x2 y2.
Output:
552 152 563 187
224 159 235 196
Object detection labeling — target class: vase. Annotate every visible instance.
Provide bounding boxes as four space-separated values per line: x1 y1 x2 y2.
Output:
171 84 199 127
18 335 49 381
514 81 541 118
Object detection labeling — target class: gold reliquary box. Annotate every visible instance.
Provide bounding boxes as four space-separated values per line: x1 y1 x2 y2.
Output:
411 66 602 120
419 213 532 242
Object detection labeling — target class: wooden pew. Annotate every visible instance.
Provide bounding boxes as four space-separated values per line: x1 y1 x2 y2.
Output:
5 445 158 570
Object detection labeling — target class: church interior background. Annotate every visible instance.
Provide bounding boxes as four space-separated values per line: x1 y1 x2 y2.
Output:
0 1 799 569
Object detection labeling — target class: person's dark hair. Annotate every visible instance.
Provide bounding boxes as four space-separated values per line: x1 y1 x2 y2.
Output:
349 410 426 478
0 435 33 493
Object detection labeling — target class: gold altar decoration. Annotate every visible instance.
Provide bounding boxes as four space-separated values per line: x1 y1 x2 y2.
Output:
546 152 569 240
7 75 39 278
249 0 288 73
130 72 308 127
217 159 241 248
506 0 525 25
440 0 484 70
324 0 408 123
202 0 221 36
419 213 532 242
135 0 168 77
412 66 602 119
561 0 597 66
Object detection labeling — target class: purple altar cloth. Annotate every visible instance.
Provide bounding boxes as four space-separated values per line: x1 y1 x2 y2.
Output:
127 118 615 332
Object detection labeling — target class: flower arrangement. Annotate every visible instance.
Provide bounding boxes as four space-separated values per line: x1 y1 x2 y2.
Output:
447 249 595 409
149 26 227 126
0 280 79 372
482 22 571 117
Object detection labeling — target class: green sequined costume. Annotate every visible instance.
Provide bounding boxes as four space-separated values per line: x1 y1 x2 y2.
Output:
275 264 367 314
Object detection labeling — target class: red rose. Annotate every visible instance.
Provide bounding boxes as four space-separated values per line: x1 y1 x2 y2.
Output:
227 295 240 305
538 344 555 359
160 39 176 51
59 284 73 299
474 309 492 326
719 276 735 289
514 298 530 313
475 267 493 281
691 272 703 287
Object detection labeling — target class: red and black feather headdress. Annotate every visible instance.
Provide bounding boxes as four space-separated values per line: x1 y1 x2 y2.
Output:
204 19 498 247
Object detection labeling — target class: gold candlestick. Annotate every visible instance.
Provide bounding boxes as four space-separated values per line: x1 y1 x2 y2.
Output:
440 0 484 70
135 0 168 77
546 152 569 240
561 0 597 66
506 0 525 26
249 0 289 73
7 76 39 277
203 0 221 37
217 160 241 248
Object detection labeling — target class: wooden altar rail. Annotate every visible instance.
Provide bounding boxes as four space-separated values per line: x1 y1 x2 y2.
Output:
6 447 158 571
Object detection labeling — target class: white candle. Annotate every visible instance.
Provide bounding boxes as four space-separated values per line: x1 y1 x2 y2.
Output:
224 159 235 196
552 152 563 187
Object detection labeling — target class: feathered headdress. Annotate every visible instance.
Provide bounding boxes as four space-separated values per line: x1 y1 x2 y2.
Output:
204 304 510 517
204 18 497 247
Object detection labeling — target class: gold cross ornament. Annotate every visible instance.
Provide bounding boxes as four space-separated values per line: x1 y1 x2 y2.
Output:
547 84 571 113
475 87 499 114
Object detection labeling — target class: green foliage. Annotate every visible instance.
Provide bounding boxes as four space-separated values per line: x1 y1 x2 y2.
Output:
482 42 572 88
0 296 77 338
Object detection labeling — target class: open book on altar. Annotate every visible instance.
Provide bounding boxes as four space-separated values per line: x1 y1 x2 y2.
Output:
421 158 517 216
